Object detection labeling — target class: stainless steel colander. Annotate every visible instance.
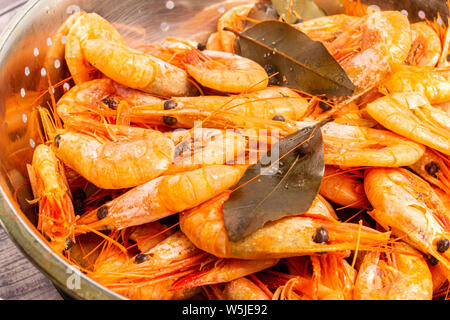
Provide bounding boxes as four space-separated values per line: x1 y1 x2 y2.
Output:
0 0 445 300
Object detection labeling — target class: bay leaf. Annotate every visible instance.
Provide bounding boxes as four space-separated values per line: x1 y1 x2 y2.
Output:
231 20 355 97
223 120 328 242
272 0 326 23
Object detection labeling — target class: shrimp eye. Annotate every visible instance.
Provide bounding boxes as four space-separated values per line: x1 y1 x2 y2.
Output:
54 134 62 147
437 238 450 253
97 206 108 220
163 116 178 126
135 253 148 264
65 237 74 250
197 43 206 51
425 161 440 178
428 256 439 266
313 227 329 244
272 115 285 122
319 101 332 111
164 99 177 110
101 97 120 110
447 54 450 62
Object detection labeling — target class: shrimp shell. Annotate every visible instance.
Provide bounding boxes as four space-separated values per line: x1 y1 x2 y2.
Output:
65 13 125 84
317 122 426 167
27 144 75 253
366 92 450 155
365 168 450 274
77 165 247 231
83 39 197 97
53 130 175 189
185 50 269 93
384 65 450 104
354 242 433 300
180 193 390 260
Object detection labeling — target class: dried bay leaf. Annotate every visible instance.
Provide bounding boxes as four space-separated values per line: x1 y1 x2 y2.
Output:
223 120 329 242
231 20 355 97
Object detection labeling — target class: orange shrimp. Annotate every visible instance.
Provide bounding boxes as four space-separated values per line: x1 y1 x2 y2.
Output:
27 144 76 253
76 165 247 231
53 129 175 189
301 121 426 167
65 13 125 84
89 231 203 300
90 231 276 300
329 11 412 92
407 22 442 67
285 254 357 300
216 4 254 53
366 92 450 155
365 168 450 277
130 86 309 122
44 11 85 82
384 65 450 104
223 277 272 300
319 166 370 209
354 242 433 300
180 193 390 260
82 39 197 97
295 14 360 44
409 148 450 194
56 78 162 120
185 50 269 94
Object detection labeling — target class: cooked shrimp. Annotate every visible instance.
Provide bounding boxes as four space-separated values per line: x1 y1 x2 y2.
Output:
91 230 276 299
27 144 76 253
260 263 352 300
129 222 174 253
223 277 271 300
295 14 360 44
53 130 175 189
217 4 253 53
407 22 442 67
131 86 309 121
65 13 125 84
56 119 248 182
56 78 162 119
429 264 449 294
77 165 247 231
206 31 225 51
82 39 197 97
297 121 426 167
409 148 450 194
165 129 247 175
286 254 357 300
366 92 450 155
44 11 85 82
365 168 450 275
354 242 433 300
329 11 412 92
171 258 278 291
90 231 203 300
185 50 268 93
180 193 390 260
319 166 370 209
384 65 450 104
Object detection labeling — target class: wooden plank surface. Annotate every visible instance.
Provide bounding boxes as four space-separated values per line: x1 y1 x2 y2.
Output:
0 0 62 300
